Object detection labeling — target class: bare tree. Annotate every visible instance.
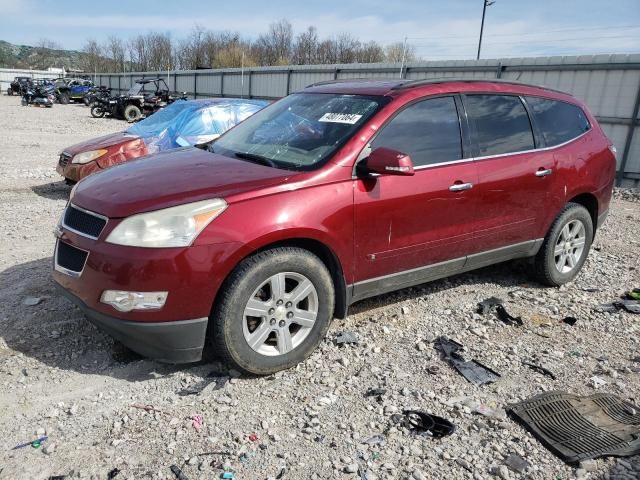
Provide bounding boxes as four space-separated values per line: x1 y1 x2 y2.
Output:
106 36 126 72
81 39 105 73
254 19 293 65
292 26 318 65
385 42 416 64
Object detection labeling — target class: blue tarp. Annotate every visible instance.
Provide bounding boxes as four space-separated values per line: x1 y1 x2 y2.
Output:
126 99 269 152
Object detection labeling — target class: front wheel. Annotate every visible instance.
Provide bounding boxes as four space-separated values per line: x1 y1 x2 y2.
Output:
211 247 335 375
533 202 593 286
58 93 70 104
90 105 105 118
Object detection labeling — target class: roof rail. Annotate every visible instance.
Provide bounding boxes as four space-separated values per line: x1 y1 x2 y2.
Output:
391 77 571 96
306 78 408 88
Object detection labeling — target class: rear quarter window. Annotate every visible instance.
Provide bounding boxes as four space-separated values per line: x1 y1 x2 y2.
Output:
525 96 590 147
464 94 535 157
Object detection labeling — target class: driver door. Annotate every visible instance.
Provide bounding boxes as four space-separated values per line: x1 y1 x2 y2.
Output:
352 95 480 300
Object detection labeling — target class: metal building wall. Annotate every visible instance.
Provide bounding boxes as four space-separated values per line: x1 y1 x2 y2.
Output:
0 68 59 91
91 53 639 186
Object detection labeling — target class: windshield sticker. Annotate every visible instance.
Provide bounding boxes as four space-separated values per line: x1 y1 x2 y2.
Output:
319 113 363 124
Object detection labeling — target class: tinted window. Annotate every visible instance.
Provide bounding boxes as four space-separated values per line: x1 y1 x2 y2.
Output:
370 96 462 167
465 95 535 156
526 96 590 146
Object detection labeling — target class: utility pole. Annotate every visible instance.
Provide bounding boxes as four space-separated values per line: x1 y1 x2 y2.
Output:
399 36 408 78
477 0 495 60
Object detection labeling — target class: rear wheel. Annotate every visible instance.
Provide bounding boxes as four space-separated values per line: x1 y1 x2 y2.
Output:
124 104 142 122
90 105 105 118
533 203 593 286
83 96 91 106
7 88 12 96
211 247 335 375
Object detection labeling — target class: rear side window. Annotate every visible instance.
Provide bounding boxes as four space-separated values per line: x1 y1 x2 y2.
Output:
525 96 590 147
465 95 535 157
370 96 462 167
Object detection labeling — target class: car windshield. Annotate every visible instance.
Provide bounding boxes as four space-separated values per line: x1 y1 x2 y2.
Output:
209 93 384 171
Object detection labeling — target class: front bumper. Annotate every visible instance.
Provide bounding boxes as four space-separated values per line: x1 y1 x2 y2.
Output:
57 285 208 363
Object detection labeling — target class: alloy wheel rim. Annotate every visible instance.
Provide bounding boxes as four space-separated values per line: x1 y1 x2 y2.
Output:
554 219 586 274
242 272 318 356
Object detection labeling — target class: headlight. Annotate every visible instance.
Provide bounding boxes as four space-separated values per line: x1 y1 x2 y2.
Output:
72 149 107 164
106 199 227 248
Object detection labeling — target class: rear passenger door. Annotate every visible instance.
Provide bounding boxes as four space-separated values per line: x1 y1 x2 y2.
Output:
463 94 555 261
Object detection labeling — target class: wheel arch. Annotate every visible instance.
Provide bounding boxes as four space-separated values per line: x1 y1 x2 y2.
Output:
567 192 598 230
212 236 350 321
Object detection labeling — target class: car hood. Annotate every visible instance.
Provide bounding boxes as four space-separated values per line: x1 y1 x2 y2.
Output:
64 132 140 156
72 148 293 218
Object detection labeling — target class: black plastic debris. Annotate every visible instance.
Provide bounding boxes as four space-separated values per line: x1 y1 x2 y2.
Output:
596 300 640 314
495 304 523 326
335 331 359 345
365 387 386 398
562 316 578 326
170 465 190 480
107 468 121 480
402 410 455 438
504 453 530 474
522 361 556 380
435 336 500 386
476 296 504 315
508 391 640 464
48 477 66 480
276 466 286 479
177 371 228 396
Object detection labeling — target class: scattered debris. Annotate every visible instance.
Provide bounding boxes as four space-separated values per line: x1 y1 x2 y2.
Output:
562 316 578 326
504 453 531 474
191 414 204 433
335 331 359 345
435 336 500 386
107 468 120 479
365 387 386 398
170 465 189 480
495 304 524 326
47 477 66 480
177 371 229 396
595 300 640 314
476 296 504 315
275 466 286 479
523 361 557 380
130 403 166 414
22 296 43 306
362 434 386 445
627 289 640 300
12 436 47 450
590 376 607 389
248 433 258 442
402 410 455 438
221 473 235 479
508 391 640 463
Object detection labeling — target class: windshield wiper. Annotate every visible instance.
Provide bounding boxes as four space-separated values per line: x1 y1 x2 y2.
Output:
234 152 277 168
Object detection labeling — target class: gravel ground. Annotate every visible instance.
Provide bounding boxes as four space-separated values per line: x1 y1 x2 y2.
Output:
0 94 639 480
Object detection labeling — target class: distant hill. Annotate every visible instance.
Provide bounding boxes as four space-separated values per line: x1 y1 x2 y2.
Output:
0 40 85 70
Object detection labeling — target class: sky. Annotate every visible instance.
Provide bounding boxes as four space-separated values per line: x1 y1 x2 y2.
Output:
1 0 639 59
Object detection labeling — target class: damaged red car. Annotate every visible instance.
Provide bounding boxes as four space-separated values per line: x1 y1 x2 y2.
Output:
56 98 268 183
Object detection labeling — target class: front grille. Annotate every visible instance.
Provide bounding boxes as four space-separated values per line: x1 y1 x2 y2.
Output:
63 205 107 239
56 241 88 274
59 152 72 168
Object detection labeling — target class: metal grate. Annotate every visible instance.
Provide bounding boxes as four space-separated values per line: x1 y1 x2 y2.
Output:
508 392 640 464
63 205 107 239
59 152 72 168
56 241 88 273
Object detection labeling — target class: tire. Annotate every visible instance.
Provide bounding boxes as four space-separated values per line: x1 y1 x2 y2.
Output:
90 105 105 118
211 247 335 375
83 96 91 106
533 202 593 286
58 93 70 105
7 88 12 96
21 97 27 106
123 104 142 122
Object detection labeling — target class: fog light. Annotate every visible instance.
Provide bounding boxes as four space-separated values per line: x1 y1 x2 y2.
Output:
100 290 168 312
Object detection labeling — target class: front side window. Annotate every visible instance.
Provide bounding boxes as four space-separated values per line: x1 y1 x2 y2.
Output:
526 96 590 147
465 94 535 157
370 96 463 167
210 93 384 171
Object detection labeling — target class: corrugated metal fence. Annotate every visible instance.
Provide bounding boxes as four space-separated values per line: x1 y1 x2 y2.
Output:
84 54 640 186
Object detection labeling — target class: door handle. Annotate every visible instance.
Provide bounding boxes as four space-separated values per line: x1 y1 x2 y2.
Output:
449 182 473 192
535 168 553 177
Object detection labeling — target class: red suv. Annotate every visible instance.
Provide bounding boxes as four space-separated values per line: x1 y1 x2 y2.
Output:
53 79 616 374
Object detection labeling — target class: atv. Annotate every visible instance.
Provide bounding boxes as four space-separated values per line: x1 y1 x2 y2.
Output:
91 78 185 122
7 76 32 96
55 78 94 104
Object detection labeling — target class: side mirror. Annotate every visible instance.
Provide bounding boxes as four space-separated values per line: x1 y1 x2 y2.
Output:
364 147 414 176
